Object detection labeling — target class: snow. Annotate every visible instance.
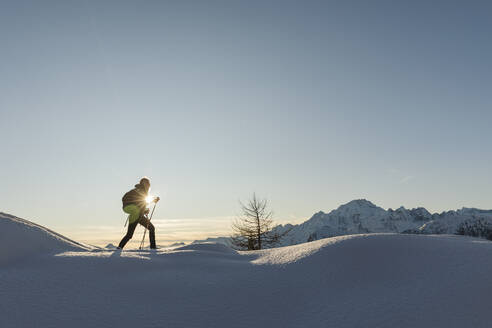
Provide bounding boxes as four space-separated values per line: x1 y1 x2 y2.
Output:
2 212 492 328
272 200 492 246
420 208 492 234
0 212 90 265
270 199 436 246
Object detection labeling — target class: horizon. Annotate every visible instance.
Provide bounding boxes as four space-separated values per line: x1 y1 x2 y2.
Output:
7 197 492 247
55 198 492 247
1 1 491 247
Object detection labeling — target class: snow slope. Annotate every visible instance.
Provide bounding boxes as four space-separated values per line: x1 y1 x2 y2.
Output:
1 213 492 328
0 212 90 265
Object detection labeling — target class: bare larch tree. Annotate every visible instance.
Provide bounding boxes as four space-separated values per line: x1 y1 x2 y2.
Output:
231 193 284 250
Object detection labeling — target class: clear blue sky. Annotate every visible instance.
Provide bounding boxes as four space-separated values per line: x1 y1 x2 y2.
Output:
1 0 491 246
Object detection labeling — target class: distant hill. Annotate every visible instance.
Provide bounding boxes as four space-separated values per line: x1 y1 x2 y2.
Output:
191 236 233 247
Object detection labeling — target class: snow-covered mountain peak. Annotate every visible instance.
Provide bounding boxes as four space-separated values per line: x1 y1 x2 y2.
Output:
409 207 431 215
337 199 378 210
457 207 492 216
276 200 436 246
330 199 385 218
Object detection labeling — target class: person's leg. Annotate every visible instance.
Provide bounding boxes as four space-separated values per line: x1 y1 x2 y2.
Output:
118 205 141 249
139 216 156 249
118 221 138 249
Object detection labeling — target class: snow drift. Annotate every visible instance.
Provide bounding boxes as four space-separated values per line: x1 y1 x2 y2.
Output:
0 212 89 265
1 212 492 328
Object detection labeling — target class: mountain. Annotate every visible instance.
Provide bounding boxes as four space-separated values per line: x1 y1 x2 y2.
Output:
168 242 186 247
273 199 430 246
272 199 492 246
419 207 492 235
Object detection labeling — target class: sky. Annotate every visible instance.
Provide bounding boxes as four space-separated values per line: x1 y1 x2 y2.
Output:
1 0 491 246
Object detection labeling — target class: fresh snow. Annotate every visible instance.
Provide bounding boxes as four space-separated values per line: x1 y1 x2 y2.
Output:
1 212 492 328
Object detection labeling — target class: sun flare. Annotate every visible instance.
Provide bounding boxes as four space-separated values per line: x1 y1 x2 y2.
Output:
145 195 154 204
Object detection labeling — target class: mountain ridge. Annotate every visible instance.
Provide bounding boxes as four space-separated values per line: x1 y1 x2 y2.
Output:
273 199 492 246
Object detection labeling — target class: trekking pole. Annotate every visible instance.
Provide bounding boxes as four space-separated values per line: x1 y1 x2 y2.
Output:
139 202 157 250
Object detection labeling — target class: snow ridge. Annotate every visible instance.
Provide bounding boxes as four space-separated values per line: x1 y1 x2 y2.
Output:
0 212 91 264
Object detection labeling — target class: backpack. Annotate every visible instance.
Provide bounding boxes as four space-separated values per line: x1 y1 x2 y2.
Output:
122 189 136 208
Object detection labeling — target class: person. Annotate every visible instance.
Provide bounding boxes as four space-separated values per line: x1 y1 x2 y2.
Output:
118 177 159 249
